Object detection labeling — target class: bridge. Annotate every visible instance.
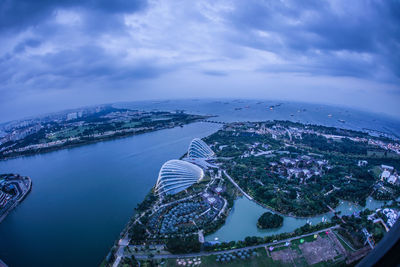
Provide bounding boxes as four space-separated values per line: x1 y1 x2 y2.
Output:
199 119 226 125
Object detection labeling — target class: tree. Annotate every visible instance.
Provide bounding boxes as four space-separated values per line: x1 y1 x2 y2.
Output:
166 236 201 254
129 224 147 242
257 212 283 229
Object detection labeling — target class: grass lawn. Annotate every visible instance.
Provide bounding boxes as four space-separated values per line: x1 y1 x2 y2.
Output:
332 231 354 252
291 234 317 247
122 121 142 128
319 232 328 238
372 166 382 178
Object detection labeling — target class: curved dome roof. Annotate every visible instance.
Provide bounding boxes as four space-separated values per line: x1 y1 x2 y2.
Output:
155 160 204 195
188 138 214 159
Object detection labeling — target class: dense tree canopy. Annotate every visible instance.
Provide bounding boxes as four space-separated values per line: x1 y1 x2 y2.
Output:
257 212 283 229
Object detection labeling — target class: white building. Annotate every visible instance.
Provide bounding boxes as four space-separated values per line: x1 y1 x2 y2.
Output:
381 165 394 171
381 170 391 180
155 160 204 195
387 175 398 185
67 112 78 121
358 160 368 167
382 208 398 228
188 138 215 159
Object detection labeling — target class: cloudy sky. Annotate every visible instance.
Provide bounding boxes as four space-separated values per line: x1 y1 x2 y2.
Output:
0 0 399 122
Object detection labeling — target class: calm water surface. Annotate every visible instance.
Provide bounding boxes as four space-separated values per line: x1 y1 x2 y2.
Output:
206 197 386 242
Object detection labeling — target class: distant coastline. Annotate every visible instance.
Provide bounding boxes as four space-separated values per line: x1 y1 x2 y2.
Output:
0 106 211 161
0 120 206 161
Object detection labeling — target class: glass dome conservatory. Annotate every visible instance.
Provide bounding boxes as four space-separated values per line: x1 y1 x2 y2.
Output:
155 160 204 195
188 138 214 159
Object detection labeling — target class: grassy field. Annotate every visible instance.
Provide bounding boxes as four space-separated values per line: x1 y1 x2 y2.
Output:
371 165 382 178
332 231 355 252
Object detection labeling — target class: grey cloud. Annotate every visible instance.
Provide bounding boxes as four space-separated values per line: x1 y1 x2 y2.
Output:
13 38 42 53
0 45 173 91
223 0 400 82
202 70 228 77
0 0 147 32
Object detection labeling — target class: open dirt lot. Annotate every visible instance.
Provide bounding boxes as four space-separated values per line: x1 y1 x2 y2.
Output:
299 236 341 265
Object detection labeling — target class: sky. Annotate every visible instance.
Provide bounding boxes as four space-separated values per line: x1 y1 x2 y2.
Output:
0 0 399 122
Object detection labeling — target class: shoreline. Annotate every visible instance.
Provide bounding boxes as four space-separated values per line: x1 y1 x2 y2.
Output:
237 189 382 220
224 170 336 219
0 119 210 162
0 175 32 224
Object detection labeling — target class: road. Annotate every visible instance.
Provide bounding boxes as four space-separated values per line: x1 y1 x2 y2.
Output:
223 170 253 200
131 225 339 260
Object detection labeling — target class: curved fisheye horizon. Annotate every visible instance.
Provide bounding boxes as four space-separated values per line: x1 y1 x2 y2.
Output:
1 1 400 267
0 0 400 122
1 97 400 125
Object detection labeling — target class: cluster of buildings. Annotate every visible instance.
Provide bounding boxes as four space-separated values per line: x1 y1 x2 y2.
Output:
241 122 400 156
368 207 399 231
380 165 399 185
0 174 31 220
0 107 104 145
273 155 328 181
381 208 398 228
0 177 19 209
101 110 151 122
0 124 42 145
238 142 272 158
368 139 400 155
145 138 226 238
0 190 12 209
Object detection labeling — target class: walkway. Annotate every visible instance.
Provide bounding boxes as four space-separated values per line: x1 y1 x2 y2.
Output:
223 170 253 200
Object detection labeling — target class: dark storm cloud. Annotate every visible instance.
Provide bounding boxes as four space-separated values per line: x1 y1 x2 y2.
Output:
223 0 400 81
0 0 147 32
0 45 171 90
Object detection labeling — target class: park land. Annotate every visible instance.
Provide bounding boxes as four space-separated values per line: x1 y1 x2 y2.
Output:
104 121 400 267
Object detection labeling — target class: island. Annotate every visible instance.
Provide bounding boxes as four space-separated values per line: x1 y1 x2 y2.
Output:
0 173 32 223
104 120 400 267
0 105 209 160
257 212 283 229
